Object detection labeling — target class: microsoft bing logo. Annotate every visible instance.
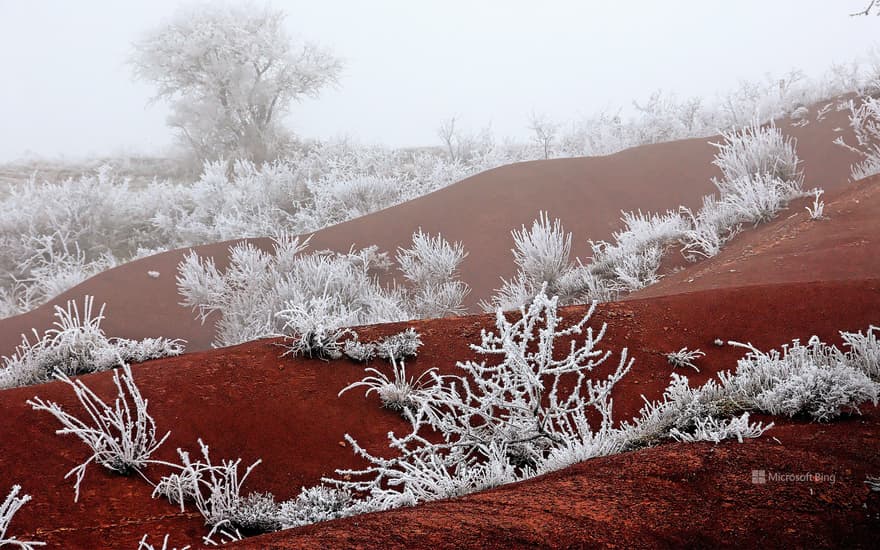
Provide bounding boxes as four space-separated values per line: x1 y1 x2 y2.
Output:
751 470 767 484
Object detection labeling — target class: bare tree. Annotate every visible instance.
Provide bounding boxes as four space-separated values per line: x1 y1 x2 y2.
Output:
130 4 342 164
437 116 459 162
528 112 559 160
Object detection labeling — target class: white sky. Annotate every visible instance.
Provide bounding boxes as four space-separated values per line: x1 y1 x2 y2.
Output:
0 0 878 162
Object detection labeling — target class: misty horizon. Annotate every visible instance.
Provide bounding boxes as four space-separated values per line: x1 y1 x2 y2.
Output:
1 0 879 162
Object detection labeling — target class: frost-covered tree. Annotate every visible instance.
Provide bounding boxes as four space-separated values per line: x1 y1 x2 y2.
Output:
130 3 341 163
528 112 559 159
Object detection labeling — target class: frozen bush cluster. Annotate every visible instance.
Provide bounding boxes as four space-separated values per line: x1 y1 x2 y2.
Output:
712 120 802 184
343 328 423 363
0 486 45 549
308 291 879 525
276 486 360 529
722 333 880 421
0 165 161 316
153 440 273 535
328 287 634 511
486 213 582 310
626 328 880 450
486 123 810 309
26 294 880 543
153 442 361 538
178 233 466 348
1 57 873 318
0 296 183 390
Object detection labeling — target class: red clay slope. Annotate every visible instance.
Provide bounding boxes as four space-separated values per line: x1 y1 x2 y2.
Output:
247 410 880 549
2 278 878 549
0 101 862 357
632 173 880 299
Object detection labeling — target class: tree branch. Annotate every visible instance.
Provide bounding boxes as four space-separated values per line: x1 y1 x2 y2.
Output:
851 0 878 16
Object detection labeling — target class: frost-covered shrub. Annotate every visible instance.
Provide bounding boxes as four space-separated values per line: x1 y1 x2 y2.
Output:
590 210 689 278
178 234 464 348
678 124 807 259
488 213 623 310
0 296 184 390
342 339 377 363
277 486 359 529
342 329 422 363
715 174 804 225
609 243 665 292
177 235 404 348
224 492 282 534
621 373 743 450
396 230 470 318
0 486 45 549
722 335 880 421
706 122 806 227
152 160 311 246
155 440 271 534
836 97 880 180
666 348 705 372
488 208 689 309
28 363 169 501
711 121 802 184
806 188 826 220
669 412 772 444
297 176 403 231
276 296 357 361
679 197 742 260
753 365 877 421
508 212 573 297
626 329 880 450
375 328 423 361
842 326 880 380
340 357 440 413
331 287 632 510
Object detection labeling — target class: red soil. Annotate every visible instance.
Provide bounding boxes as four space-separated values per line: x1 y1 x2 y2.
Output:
2 278 878 548
1 100 877 548
0 100 862 357
247 411 880 549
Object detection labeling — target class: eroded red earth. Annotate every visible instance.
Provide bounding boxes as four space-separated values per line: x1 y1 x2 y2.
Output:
1 101 878 548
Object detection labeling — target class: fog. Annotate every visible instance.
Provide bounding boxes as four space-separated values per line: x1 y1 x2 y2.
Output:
0 0 877 162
